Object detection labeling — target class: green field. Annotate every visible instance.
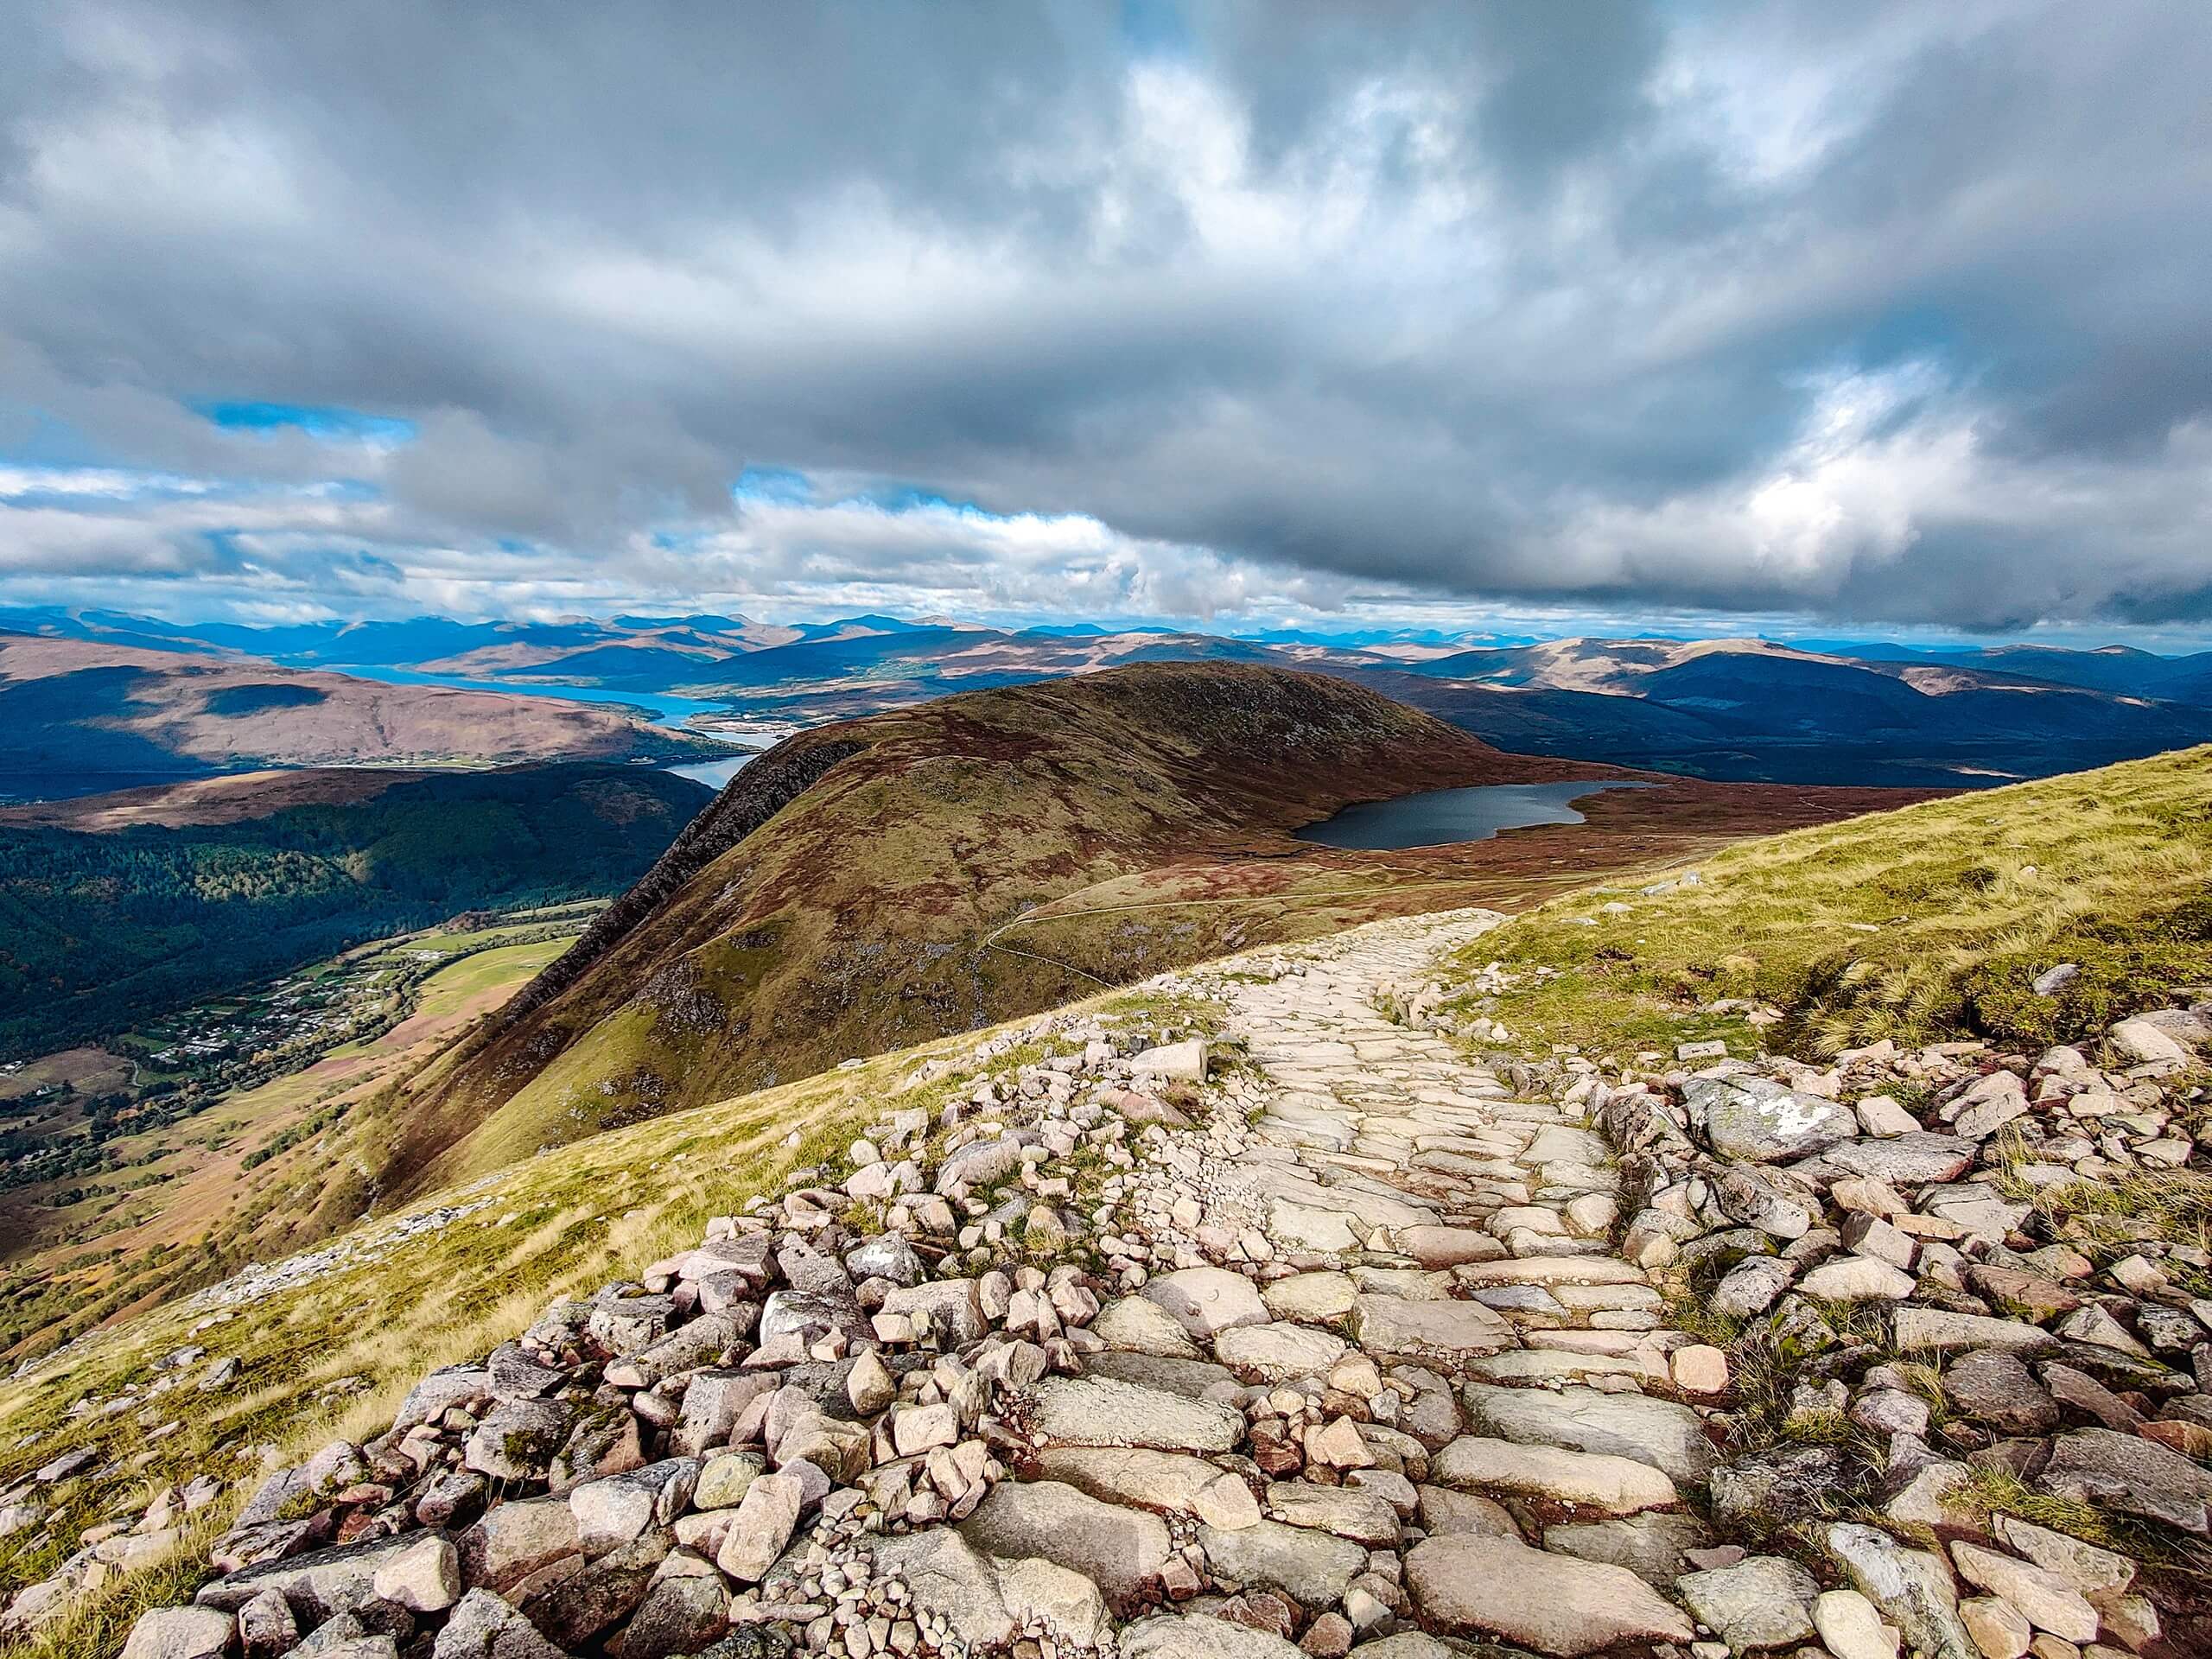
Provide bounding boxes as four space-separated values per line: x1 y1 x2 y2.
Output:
410 938 570 1015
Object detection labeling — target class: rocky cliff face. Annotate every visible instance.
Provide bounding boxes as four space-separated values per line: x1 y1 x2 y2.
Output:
385 663 1592 1198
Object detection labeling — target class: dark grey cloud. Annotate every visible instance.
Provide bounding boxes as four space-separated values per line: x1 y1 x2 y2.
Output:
0 0 2208 633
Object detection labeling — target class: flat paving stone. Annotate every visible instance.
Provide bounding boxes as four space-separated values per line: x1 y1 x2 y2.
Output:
1347 1294 1515 1359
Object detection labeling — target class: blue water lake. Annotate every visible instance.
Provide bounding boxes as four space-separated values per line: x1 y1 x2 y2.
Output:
338 666 762 791
1294 780 1653 850
667 753 757 789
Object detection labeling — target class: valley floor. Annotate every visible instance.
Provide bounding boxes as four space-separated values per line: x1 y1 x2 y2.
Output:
0 910 596 1358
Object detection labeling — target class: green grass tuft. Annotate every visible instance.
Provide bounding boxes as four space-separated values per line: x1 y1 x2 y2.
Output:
2033 1167 2212 1255
1443 746 2212 1057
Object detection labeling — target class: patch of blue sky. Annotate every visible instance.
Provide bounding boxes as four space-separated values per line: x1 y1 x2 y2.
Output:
844 485 1001 519
198 400 417 446
732 466 814 505
1120 0 1189 58
1853 307 1962 372
0 409 107 467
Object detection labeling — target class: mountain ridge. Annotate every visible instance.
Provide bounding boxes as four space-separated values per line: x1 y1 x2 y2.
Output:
385 661 1562 1194
13 608 2209 788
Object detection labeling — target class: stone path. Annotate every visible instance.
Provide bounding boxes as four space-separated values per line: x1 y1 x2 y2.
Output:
93 903 2209 1659
1134 911 1726 1652
1179 910 1708 1395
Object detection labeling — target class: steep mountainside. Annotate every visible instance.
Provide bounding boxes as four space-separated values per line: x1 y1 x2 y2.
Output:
388 664 1596 1190
0 633 723 798
0 765 710 1055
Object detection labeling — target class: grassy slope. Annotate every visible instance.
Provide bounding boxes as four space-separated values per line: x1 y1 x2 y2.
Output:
3 671 1918 1374
389 663 1586 1196
1442 743 2212 1059
0 983 1213 1657
12 742 2207 1650
0 765 709 1057
988 773 1928 989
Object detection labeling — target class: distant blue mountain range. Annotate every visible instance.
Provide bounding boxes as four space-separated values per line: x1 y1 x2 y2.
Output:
8 606 2211 787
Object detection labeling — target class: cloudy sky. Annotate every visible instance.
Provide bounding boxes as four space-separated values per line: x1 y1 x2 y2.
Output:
2 2 2208 642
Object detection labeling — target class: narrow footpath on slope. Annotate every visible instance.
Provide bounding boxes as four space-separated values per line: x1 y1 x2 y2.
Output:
1120 909 1723 1656
98 904 2204 1659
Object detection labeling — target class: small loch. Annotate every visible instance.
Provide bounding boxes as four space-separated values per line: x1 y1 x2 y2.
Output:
1294 779 1654 851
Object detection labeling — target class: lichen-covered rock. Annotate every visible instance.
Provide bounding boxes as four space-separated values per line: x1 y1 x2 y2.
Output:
715 1471 804 1580
1462 1382 1715 1484
1677 1554 1819 1650
1432 1436 1676 1514
1122 1612 1304 1659
1347 1294 1512 1358
455 1497 582 1595
1197 1517 1367 1608
1032 1446 1262 1529
1144 1267 1269 1338
1687 1076 1854 1162
462 1398 574 1482
2039 1427 2212 1532
1020 1375 1244 1452
1824 1522 1976 1659
1212 1322 1347 1380
120 1606 235 1659
428 1588 567 1658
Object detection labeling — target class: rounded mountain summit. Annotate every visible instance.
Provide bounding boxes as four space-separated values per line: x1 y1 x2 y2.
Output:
380 664 1615 1195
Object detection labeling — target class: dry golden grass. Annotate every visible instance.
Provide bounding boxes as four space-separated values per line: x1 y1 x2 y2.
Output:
2031 1167 2212 1254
